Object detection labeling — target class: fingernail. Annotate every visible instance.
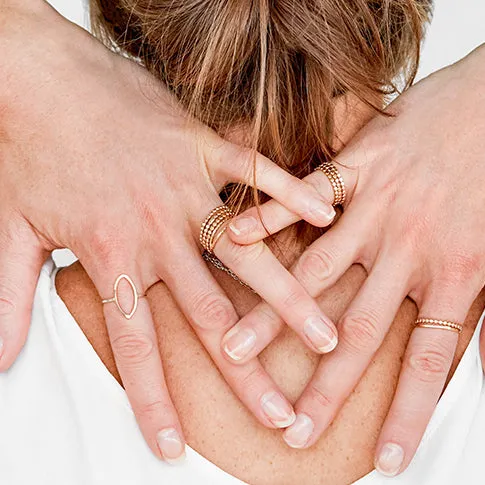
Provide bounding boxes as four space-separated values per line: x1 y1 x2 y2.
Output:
310 199 336 222
157 428 186 464
303 316 337 353
228 216 258 236
260 391 296 428
283 413 314 448
375 443 404 477
223 327 257 361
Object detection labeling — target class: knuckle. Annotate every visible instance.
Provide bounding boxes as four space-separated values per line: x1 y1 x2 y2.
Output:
136 399 173 421
340 310 382 354
279 175 301 199
254 304 283 333
307 383 335 411
406 345 450 383
89 227 125 265
111 331 155 365
240 366 269 395
191 291 236 329
438 252 484 287
224 241 266 267
282 287 306 309
297 248 334 285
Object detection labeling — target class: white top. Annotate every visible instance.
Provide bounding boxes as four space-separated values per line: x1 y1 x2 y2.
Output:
1 260 484 484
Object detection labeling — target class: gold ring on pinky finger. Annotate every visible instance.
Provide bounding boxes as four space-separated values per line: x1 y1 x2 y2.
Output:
415 318 463 334
199 205 235 254
315 161 347 206
101 274 147 320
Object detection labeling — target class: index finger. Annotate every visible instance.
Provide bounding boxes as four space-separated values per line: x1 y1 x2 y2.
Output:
227 158 359 245
214 141 336 228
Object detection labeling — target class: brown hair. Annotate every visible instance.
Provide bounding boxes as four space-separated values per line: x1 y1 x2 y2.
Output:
90 0 432 224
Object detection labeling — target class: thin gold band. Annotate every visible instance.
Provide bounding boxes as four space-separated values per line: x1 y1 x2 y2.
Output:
315 161 347 206
415 318 463 334
200 205 234 253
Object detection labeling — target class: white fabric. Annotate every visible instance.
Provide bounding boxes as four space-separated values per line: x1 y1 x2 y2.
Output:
0 259 484 484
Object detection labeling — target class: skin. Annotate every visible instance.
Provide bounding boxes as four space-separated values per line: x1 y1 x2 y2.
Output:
0 0 337 460
2 0 485 474
56 253 481 484
226 44 485 475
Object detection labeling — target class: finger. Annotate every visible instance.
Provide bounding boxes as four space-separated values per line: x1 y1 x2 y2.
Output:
0 220 46 371
220 142 338 228
283 258 409 449
374 288 473 477
227 158 358 245
160 242 296 429
215 232 338 356
86 263 185 463
291 207 366 296
221 210 363 363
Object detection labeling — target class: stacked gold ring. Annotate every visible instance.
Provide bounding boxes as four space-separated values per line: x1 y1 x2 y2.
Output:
415 318 463 334
200 205 235 253
315 161 347 206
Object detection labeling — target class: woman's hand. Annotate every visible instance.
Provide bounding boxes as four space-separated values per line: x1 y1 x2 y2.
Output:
225 45 485 475
0 1 338 460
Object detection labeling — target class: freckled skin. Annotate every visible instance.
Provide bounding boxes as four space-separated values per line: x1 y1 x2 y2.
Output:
57 257 481 485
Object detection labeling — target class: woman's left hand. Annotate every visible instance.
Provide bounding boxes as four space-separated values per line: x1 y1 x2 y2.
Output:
223 44 485 475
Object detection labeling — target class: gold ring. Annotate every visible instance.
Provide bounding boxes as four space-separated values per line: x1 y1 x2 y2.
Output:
415 318 463 334
315 161 347 206
200 205 234 253
101 274 146 320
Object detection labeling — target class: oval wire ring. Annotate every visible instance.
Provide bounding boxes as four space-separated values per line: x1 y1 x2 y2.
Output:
102 274 146 320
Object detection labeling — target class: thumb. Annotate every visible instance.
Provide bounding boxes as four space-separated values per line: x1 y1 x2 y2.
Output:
0 218 47 371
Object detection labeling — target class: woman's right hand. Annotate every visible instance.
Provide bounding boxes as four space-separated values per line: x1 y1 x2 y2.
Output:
225 45 485 474
0 0 338 460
